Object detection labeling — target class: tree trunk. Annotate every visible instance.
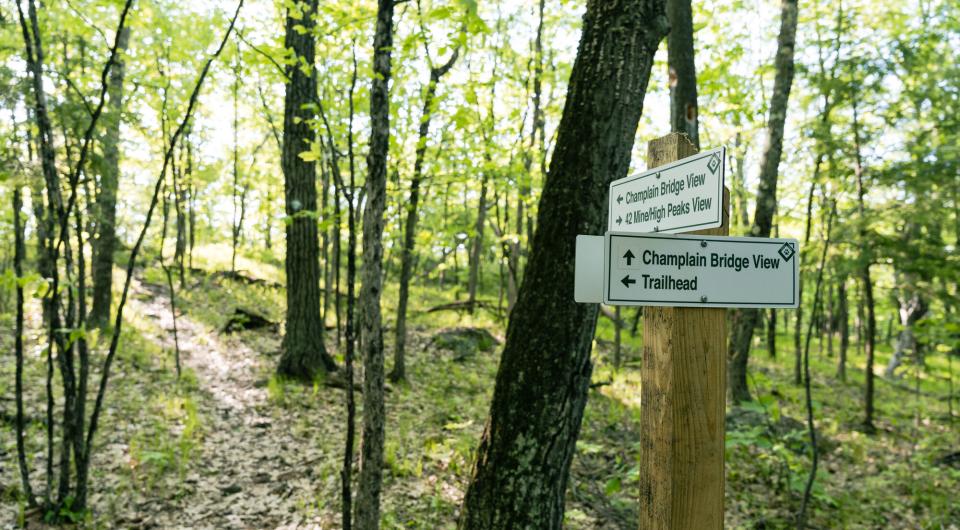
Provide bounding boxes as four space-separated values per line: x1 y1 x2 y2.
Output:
614 305 622 368
885 245 928 377
727 0 798 404
13 183 36 507
666 0 699 147
278 0 336 380
90 27 129 327
187 135 196 269
467 174 488 312
458 1 668 527
333 187 342 345
838 276 848 381
174 138 188 288
795 174 819 384
355 0 394 527
19 0 67 509
852 93 877 433
731 133 750 232
826 278 834 357
392 46 459 382
322 158 332 325
767 309 777 358
856 281 864 356
231 43 241 273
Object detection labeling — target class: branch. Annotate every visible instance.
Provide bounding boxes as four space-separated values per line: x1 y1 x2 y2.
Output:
63 0 108 42
237 28 287 80
256 84 283 152
58 71 94 117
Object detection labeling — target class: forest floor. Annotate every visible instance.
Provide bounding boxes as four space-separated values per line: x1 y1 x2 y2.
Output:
2 252 959 528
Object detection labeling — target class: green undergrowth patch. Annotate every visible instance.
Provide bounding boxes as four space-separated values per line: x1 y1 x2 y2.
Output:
100 314 206 512
0 293 207 525
726 328 960 528
8 260 952 528
142 265 285 336
378 331 499 528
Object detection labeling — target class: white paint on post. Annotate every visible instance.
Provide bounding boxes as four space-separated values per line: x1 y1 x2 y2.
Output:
574 235 604 303
602 231 799 308
608 146 725 234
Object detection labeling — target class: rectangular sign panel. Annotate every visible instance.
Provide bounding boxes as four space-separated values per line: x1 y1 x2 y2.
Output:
574 235 604 303
608 146 725 234
603 231 799 308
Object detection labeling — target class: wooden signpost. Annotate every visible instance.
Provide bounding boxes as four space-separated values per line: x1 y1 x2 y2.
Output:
574 133 799 528
638 134 727 530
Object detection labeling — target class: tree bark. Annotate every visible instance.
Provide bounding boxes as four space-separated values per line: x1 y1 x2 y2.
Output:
666 0 699 147
231 43 241 273
826 277 835 357
795 172 819 384
838 276 848 381
767 309 777 358
467 174 488 311
727 0 798 403
458 1 668 527
852 92 877 433
90 27 129 327
174 137 188 288
885 243 928 377
277 0 336 380
13 183 36 507
731 133 750 232
355 0 394 527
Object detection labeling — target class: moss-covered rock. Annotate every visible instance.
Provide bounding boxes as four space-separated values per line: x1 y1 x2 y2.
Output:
430 327 500 361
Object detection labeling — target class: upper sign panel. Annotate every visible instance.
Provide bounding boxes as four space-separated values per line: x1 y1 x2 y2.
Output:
609 146 725 234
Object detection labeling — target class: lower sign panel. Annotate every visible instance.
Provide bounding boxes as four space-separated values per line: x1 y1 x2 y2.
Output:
603 232 799 308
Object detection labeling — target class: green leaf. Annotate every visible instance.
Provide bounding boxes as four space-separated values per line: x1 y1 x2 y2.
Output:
604 476 622 496
298 150 319 162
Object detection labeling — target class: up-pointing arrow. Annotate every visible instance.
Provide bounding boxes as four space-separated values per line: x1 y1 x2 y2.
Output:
623 249 635 265
621 275 636 288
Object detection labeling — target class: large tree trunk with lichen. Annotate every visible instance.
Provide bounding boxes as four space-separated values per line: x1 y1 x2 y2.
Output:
277 0 336 380
354 1 394 528
457 1 668 527
727 0 798 403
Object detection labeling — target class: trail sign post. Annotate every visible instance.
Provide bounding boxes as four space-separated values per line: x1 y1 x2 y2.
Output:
608 146 725 234
604 232 799 308
574 134 798 528
637 135 728 530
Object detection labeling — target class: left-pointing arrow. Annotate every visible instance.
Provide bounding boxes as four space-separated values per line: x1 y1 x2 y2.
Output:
617 194 623 204
621 275 636 288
